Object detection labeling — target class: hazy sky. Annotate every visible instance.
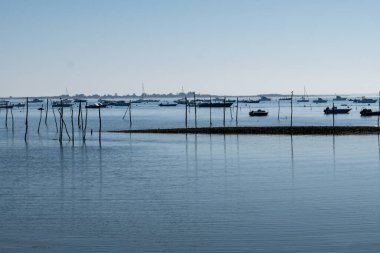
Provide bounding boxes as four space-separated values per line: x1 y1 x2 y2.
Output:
1 0 380 96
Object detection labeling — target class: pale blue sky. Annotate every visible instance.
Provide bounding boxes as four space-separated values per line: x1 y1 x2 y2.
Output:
1 0 380 96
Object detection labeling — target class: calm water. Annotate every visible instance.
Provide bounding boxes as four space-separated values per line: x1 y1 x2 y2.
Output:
1 101 380 252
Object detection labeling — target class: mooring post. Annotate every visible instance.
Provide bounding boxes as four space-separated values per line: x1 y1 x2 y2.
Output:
51 99 58 133
290 91 294 127
37 106 43 134
59 99 63 144
98 106 102 143
129 100 132 127
71 107 74 145
209 96 212 127
194 92 197 128
236 97 239 126
185 96 188 128
10 107 14 132
223 97 226 127
83 103 88 142
5 101 8 128
45 97 48 125
278 99 281 120
333 102 335 127
25 97 28 142
78 101 82 129
378 91 380 127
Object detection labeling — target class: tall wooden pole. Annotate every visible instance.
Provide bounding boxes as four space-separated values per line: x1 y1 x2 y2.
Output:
10 107 14 132
194 92 197 128
25 98 28 142
45 97 48 125
223 97 226 127
378 91 380 127
209 96 212 127
51 100 58 133
277 99 280 120
129 100 132 127
98 107 102 143
71 107 74 145
235 97 239 126
38 107 43 134
185 96 188 128
290 91 293 127
78 101 82 129
83 103 88 142
5 102 8 128
332 102 335 127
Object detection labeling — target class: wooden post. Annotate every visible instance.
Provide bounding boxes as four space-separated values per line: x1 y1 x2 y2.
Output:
25 97 28 142
277 99 280 120
333 102 335 127
83 103 88 142
37 107 43 134
10 107 14 132
235 97 239 126
129 100 132 127
223 97 226 127
290 91 293 127
98 106 102 142
51 100 58 133
45 97 48 125
378 91 380 127
78 101 82 129
209 96 212 127
71 107 74 144
59 100 63 144
194 92 197 128
5 101 8 128
185 96 188 128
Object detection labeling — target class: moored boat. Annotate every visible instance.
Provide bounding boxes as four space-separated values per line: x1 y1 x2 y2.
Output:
353 97 377 103
28 98 44 103
159 102 177 107
333 95 347 101
360 108 380 116
324 106 351 114
198 102 233 107
313 98 328 103
85 103 107 109
249 109 268 116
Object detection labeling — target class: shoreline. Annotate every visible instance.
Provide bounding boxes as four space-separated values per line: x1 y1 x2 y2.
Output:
110 126 380 135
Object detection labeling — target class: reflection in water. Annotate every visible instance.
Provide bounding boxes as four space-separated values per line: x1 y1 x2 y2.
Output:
194 134 198 179
333 134 336 178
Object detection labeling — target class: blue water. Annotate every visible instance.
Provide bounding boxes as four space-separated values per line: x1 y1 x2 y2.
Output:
1 100 380 252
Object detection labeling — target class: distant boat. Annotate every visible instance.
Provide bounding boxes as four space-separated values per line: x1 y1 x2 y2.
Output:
0 104 14 109
279 97 292 101
159 102 177 107
353 97 377 103
313 98 328 103
198 102 233 108
86 103 107 109
360 109 380 116
249 109 268 116
174 98 188 104
240 99 260 103
213 97 236 103
13 103 25 108
333 95 347 101
324 106 351 114
131 99 160 103
52 99 73 108
297 87 309 102
74 98 87 103
28 98 44 103
259 96 271 102
109 100 130 107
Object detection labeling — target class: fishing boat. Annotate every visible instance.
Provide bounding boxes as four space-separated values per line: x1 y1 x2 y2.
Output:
353 97 377 103
333 95 347 101
198 102 233 108
0 104 14 109
249 109 268 116
313 98 328 103
279 97 292 101
360 109 380 116
109 100 131 107
159 102 177 107
85 103 107 109
52 99 73 108
213 97 236 103
240 99 260 103
259 96 271 102
13 103 25 108
28 98 44 103
324 106 351 114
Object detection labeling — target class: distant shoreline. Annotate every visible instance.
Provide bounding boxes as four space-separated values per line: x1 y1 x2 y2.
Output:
111 126 380 135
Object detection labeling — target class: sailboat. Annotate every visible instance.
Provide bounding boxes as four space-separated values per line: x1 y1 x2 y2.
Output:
297 87 309 102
